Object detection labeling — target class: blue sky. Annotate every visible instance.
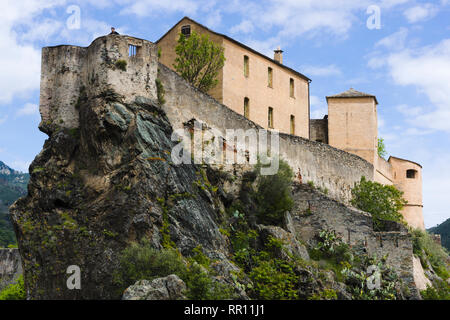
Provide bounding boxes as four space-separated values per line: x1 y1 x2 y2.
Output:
0 0 449 227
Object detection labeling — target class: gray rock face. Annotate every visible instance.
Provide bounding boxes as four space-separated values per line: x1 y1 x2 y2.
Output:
10 95 228 299
0 248 22 291
122 275 186 300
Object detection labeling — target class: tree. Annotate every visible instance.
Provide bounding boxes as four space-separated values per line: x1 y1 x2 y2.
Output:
378 138 387 158
351 176 407 230
255 159 294 226
173 31 225 93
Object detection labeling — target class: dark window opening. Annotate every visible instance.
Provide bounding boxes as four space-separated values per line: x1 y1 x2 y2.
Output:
290 78 295 98
406 169 417 179
268 67 273 87
244 55 249 77
268 107 274 128
290 115 295 135
244 97 249 118
181 25 191 37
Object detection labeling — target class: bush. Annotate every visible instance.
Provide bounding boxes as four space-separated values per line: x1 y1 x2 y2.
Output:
0 275 26 300
114 240 235 300
412 229 450 280
255 159 294 226
351 176 407 230
115 59 127 71
113 239 186 291
421 282 450 300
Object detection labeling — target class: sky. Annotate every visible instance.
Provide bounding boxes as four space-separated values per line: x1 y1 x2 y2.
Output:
0 0 449 228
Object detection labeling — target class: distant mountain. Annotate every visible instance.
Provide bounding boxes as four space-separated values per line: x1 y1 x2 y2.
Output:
0 161 29 247
428 218 450 251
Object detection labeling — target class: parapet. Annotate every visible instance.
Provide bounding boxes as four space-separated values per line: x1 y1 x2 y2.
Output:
39 35 158 135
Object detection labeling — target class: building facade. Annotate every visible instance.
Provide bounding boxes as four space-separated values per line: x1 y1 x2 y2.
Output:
311 88 425 230
157 17 311 138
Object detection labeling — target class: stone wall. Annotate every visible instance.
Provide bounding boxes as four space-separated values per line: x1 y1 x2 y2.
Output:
39 35 158 135
0 248 22 291
310 118 328 143
159 63 373 204
289 184 421 298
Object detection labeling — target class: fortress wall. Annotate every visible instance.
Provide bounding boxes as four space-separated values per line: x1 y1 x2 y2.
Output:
375 156 394 185
159 63 373 204
40 45 87 132
0 248 22 291
309 119 328 143
291 185 420 298
39 35 158 135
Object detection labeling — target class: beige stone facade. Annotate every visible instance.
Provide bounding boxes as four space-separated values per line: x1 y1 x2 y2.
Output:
157 17 311 138
312 88 425 230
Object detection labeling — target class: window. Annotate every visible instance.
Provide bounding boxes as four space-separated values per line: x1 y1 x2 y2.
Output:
290 115 295 135
244 97 250 118
244 55 249 77
406 169 417 179
268 67 273 87
129 44 137 57
181 25 191 37
290 78 295 98
268 107 274 128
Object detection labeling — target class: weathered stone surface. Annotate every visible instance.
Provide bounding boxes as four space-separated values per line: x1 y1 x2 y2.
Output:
257 224 309 261
0 248 22 291
10 96 228 299
122 275 186 300
412 255 431 291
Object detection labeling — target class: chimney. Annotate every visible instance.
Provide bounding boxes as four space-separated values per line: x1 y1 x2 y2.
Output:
274 46 283 64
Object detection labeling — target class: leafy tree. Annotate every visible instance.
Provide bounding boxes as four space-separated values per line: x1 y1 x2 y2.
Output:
255 159 294 226
173 31 225 93
351 176 407 230
377 138 387 158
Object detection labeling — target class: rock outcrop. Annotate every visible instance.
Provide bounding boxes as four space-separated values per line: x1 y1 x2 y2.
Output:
122 275 186 300
0 248 22 291
10 95 231 299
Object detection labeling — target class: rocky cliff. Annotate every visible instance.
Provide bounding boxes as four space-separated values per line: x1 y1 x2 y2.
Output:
0 248 22 291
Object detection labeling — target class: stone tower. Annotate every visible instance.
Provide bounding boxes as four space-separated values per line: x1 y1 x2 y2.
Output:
324 88 424 230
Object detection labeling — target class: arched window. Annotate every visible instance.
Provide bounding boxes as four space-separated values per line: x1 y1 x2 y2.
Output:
406 169 417 179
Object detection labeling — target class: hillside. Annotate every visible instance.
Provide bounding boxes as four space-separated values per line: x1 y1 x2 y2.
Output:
0 161 29 247
429 218 450 251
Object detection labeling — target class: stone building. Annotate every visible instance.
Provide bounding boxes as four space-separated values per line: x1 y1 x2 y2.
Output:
310 88 424 230
157 17 311 138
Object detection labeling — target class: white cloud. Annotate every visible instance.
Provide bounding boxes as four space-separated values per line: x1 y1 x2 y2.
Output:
310 95 328 119
230 20 254 34
375 27 408 50
404 3 439 23
0 0 67 104
16 103 39 117
119 0 203 17
0 115 7 125
301 64 341 77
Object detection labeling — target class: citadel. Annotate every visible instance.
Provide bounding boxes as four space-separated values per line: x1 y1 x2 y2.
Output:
0 16 433 299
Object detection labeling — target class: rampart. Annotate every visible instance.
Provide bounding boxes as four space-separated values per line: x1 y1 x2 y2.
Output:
158 63 373 204
39 35 158 135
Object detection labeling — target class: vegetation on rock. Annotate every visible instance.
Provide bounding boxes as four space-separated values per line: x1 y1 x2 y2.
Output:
0 275 26 300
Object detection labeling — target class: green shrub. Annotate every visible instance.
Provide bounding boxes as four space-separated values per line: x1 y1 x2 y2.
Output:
115 59 127 71
113 239 186 291
255 159 294 226
155 78 166 105
0 275 26 300
114 240 235 300
412 229 450 280
421 281 450 300
351 176 407 230
310 229 353 266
